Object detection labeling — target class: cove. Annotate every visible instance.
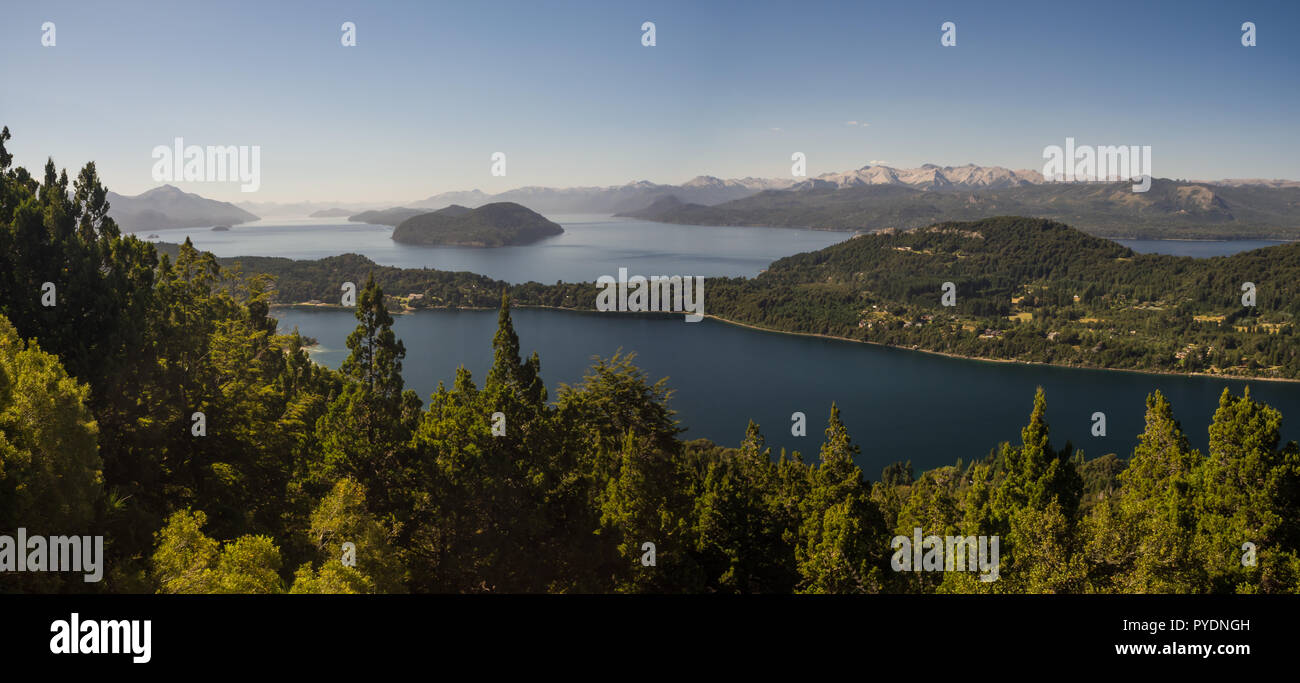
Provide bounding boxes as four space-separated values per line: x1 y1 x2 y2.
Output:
274 306 1300 475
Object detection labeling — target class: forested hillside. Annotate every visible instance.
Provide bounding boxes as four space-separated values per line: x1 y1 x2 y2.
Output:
216 215 1300 380
391 202 563 247
3 128 1299 594
700 216 1300 379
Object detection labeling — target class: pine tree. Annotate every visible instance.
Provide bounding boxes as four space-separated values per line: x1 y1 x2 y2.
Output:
316 274 420 515
1099 391 1205 592
1194 388 1300 593
795 404 886 593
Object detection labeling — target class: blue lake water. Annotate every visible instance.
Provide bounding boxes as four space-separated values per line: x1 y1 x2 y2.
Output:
133 215 847 284
132 217 1288 283
1115 238 1291 257
275 307 1300 476
159 214 1297 473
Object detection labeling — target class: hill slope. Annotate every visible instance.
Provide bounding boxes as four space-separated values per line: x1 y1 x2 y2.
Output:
391 202 563 247
696 215 1300 377
108 185 258 231
348 207 427 226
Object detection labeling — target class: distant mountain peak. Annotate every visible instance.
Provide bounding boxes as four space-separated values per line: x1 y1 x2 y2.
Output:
138 184 189 196
107 185 258 231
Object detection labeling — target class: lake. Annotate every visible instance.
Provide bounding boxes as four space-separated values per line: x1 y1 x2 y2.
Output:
1115 238 1291 257
134 215 847 283
133 217 1287 283
274 307 1300 475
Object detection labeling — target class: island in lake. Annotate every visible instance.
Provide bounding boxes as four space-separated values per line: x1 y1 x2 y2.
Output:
195 215 1300 381
390 202 564 247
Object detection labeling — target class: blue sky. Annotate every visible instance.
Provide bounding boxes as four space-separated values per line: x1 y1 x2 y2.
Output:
1 0 1297 202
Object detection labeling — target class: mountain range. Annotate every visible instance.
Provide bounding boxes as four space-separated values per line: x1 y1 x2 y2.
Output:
618 178 1300 240
108 164 1300 239
401 165 1049 215
108 185 258 232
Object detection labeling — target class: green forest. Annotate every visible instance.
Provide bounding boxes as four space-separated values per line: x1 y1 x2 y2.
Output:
701 216 1300 379
3 129 1300 594
390 202 564 247
227 215 1300 380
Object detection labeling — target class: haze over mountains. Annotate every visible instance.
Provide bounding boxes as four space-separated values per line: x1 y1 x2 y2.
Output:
403 165 1049 214
622 178 1300 240
108 164 1300 240
108 185 258 231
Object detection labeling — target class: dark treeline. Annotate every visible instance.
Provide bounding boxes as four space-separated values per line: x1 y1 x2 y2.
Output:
3 130 1299 593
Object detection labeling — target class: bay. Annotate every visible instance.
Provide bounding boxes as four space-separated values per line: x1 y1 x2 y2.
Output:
134 215 846 284
274 307 1300 475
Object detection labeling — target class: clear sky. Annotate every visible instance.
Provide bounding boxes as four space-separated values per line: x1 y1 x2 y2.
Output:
2 0 1297 203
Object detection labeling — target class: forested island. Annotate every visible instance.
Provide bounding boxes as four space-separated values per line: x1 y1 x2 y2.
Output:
390 202 564 247
4 128 1300 595
196 215 1300 381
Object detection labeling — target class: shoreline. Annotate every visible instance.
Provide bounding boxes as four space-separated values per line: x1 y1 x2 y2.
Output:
270 303 1300 384
627 218 1300 242
697 313 1300 385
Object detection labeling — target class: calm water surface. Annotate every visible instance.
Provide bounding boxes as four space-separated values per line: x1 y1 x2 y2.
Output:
275 307 1300 475
134 215 846 283
133 217 1287 281
1115 238 1290 257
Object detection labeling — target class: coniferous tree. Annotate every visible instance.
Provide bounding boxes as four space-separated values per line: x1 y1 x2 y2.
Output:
694 421 799 593
1194 388 1300 593
0 315 103 593
796 404 886 593
1088 391 1204 592
316 274 420 517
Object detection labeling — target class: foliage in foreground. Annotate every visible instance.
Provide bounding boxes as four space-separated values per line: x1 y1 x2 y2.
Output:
2 128 1299 594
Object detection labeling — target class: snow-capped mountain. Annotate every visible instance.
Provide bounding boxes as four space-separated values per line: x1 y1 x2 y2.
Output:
799 164 1045 191
390 165 1290 217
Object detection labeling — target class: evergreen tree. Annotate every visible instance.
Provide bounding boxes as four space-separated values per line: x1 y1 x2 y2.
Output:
795 404 886 593
1090 391 1204 592
1194 388 1300 593
694 421 799 593
0 315 103 593
316 274 420 516
598 431 702 592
